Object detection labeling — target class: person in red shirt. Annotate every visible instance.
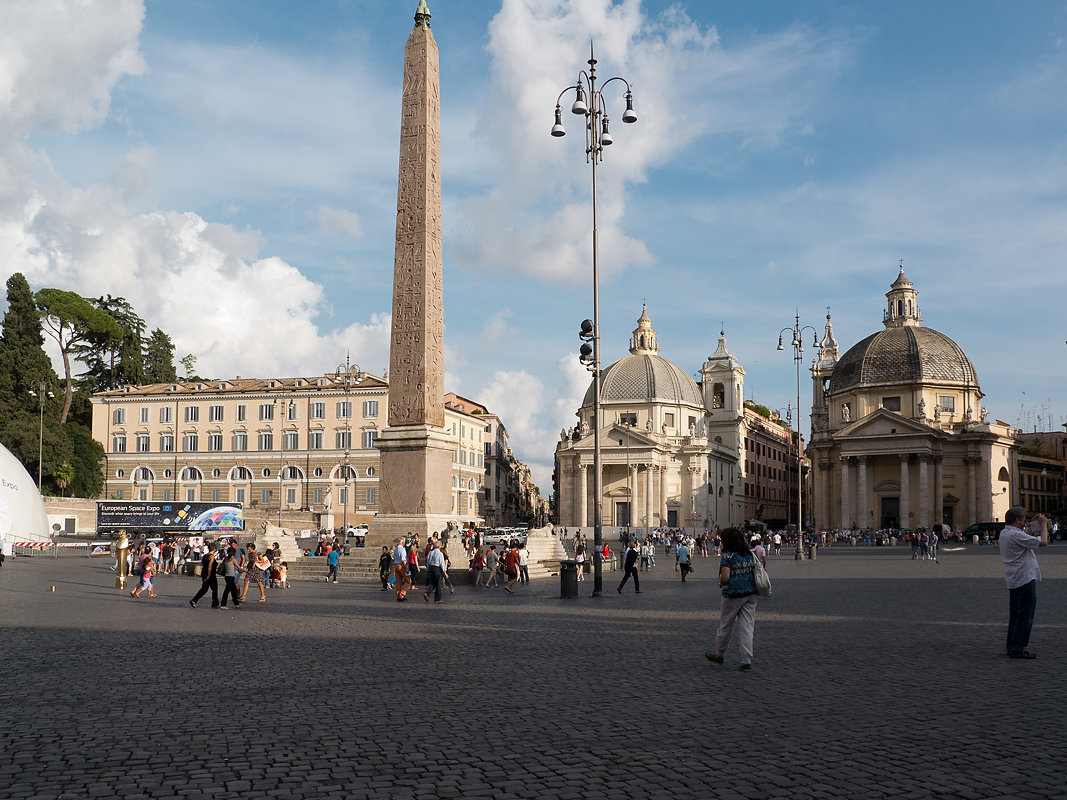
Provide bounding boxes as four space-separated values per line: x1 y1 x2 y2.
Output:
503 544 521 593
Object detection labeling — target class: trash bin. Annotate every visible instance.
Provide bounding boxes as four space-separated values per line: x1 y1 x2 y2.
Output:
559 560 578 599
808 543 818 560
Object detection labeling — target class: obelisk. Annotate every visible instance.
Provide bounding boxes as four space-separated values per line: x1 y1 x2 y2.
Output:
370 0 455 546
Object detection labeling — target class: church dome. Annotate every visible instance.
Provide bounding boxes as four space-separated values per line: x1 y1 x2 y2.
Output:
584 353 704 407
829 322 978 394
581 306 703 407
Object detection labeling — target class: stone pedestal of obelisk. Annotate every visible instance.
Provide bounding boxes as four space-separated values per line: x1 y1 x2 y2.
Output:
368 1 455 548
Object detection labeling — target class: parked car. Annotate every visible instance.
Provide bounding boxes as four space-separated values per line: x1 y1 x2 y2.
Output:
962 522 1005 543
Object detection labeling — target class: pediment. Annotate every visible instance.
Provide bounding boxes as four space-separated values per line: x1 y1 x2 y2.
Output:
837 408 936 439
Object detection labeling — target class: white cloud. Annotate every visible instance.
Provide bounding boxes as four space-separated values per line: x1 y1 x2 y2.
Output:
479 308 517 348
318 205 364 238
0 0 146 140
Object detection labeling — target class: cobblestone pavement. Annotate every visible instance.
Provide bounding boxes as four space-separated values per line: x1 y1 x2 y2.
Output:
2 544 1066 799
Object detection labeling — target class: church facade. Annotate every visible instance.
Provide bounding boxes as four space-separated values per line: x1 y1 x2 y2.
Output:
807 268 1015 532
554 308 800 534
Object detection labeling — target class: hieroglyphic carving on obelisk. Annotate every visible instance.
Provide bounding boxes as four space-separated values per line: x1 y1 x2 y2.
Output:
388 0 444 430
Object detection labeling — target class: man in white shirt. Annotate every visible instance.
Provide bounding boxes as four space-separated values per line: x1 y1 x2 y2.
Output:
517 543 530 584
999 506 1048 659
423 541 448 603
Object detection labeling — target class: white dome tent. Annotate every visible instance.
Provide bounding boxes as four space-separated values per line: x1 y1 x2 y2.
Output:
0 443 50 555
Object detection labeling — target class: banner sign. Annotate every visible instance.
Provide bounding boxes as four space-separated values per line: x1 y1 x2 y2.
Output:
96 502 244 532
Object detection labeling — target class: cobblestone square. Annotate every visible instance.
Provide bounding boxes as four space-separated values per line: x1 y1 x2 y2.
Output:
2 545 1065 799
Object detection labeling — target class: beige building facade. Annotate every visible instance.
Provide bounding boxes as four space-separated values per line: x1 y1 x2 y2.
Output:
808 268 1015 532
90 370 514 532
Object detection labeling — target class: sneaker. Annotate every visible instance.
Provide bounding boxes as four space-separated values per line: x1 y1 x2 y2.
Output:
738 664 752 672
218 605 228 609
705 653 724 664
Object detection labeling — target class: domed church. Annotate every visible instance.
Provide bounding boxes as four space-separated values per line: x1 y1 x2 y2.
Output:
808 268 1015 531
554 307 750 533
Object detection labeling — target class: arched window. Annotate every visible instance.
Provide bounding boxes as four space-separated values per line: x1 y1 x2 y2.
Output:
998 467 1009 481
231 467 252 481
180 467 202 481
282 466 304 480
712 383 725 409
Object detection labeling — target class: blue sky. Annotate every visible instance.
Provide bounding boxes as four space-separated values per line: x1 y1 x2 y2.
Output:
3 0 1066 492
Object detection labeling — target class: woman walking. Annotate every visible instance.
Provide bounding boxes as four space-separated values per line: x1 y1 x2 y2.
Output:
705 528 759 671
471 546 486 587
574 544 586 582
239 544 268 603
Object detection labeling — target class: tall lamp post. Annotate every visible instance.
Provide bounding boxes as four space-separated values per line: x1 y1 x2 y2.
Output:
29 381 55 489
336 355 363 535
553 42 638 597
778 314 819 560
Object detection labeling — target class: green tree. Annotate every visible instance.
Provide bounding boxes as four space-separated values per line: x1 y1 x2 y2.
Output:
144 328 178 383
53 461 74 497
0 273 56 416
62 422 104 498
36 288 122 423
70 295 146 390
179 353 198 381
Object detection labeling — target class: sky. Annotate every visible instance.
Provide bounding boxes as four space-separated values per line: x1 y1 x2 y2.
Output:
3 0 1066 493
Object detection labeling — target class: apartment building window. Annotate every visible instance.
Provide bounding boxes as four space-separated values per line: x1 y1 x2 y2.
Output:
139 407 150 424
363 400 378 418
366 487 376 504
286 487 297 505
186 488 196 502
938 396 956 413
259 403 274 421
184 406 199 423
313 488 323 505
261 488 271 504
284 432 299 450
162 489 171 501
258 433 274 451
460 450 467 465
338 487 348 506
665 412 675 427
138 488 148 501
336 431 351 450
311 402 325 419
232 433 248 451
183 434 198 452
209 405 224 422
234 488 245 504
337 401 352 419
211 489 220 502
136 434 150 453
362 430 378 449
208 433 223 452
287 403 298 421
159 434 174 452
236 404 247 422
112 434 126 453
112 408 126 425
309 431 323 449
114 489 123 499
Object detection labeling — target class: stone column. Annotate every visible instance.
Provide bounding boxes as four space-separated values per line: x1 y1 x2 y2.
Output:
899 454 910 530
660 466 668 526
933 455 944 528
645 464 653 536
966 456 977 527
856 455 869 531
918 455 930 528
578 464 588 529
818 459 833 531
840 456 851 530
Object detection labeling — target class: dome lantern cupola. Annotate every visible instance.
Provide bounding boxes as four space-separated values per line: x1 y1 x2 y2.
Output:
884 265 921 328
629 304 659 355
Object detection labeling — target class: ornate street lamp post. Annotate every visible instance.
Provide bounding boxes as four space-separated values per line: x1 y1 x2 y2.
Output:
552 42 638 597
778 314 819 560
28 381 54 489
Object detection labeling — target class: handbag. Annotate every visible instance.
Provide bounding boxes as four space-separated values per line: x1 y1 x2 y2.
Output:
752 554 772 597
